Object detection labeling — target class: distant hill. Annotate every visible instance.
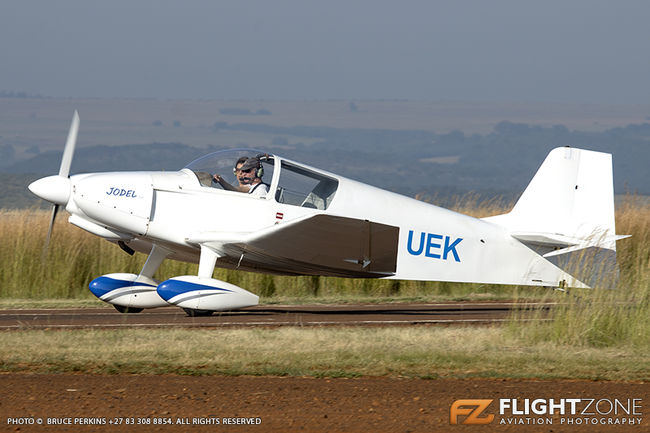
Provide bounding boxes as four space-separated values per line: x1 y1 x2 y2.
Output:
3 121 648 209
4 142 206 175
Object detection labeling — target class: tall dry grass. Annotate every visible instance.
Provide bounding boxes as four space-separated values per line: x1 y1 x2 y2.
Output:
0 209 155 298
507 195 650 349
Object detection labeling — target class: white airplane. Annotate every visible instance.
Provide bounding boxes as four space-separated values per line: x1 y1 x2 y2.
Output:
29 112 629 315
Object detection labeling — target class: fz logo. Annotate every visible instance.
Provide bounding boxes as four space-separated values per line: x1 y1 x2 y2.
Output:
450 399 494 425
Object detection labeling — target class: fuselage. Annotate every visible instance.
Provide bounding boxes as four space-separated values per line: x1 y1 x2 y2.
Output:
58 151 580 288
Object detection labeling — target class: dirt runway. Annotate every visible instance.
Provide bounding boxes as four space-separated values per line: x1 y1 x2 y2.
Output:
0 302 551 329
0 374 647 433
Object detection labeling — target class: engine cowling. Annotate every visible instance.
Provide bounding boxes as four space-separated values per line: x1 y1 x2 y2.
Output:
72 172 155 237
157 276 259 311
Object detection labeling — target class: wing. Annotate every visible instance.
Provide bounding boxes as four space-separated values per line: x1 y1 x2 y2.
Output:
189 215 400 278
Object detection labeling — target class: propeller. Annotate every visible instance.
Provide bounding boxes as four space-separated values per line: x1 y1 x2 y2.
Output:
28 110 79 251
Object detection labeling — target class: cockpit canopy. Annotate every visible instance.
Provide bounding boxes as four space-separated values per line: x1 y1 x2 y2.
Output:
184 148 339 210
185 148 273 188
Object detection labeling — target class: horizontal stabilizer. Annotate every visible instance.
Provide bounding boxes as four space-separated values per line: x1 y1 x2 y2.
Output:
511 232 580 248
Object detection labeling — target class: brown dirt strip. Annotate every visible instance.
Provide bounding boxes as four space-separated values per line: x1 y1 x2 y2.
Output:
0 302 552 330
0 374 647 433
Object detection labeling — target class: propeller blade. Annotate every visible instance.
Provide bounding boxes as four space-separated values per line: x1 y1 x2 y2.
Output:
39 110 78 258
43 204 59 255
58 110 79 178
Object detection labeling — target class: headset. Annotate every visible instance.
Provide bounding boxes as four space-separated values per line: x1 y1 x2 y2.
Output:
253 153 271 179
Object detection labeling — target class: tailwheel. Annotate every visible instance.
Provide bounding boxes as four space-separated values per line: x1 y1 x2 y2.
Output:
182 308 213 317
113 305 144 314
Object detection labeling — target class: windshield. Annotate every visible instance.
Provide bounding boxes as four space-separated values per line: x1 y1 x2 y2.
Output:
275 161 338 210
184 148 275 192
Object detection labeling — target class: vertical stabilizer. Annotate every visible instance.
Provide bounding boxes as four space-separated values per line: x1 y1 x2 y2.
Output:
483 147 628 288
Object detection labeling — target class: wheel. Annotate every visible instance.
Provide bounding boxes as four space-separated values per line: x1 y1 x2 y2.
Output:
182 308 213 317
113 305 144 314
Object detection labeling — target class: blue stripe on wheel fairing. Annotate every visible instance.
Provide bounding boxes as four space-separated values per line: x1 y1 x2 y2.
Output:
89 276 156 298
156 279 233 302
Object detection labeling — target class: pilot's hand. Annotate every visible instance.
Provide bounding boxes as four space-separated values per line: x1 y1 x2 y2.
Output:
213 174 223 183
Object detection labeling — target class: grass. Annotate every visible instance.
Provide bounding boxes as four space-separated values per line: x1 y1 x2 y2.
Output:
0 298 105 309
0 327 647 381
505 195 650 349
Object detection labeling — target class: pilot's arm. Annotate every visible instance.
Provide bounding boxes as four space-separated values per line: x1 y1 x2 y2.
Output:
213 174 250 193
213 174 236 191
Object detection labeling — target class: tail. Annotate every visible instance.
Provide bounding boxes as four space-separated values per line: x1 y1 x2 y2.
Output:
483 147 629 288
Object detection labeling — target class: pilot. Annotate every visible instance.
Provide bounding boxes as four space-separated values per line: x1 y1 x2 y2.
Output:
213 156 268 197
238 157 269 197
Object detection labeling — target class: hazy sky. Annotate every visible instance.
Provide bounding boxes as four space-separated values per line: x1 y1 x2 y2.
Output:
2 0 649 103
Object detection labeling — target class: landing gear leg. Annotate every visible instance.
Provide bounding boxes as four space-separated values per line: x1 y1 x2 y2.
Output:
138 244 173 282
182 245 220 317
112 244 172 314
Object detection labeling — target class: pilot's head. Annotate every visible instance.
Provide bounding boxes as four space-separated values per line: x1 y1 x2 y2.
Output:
233 156 248 172
237 157 262 185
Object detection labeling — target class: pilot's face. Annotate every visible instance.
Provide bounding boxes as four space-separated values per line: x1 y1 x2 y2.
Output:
236 163 255 185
